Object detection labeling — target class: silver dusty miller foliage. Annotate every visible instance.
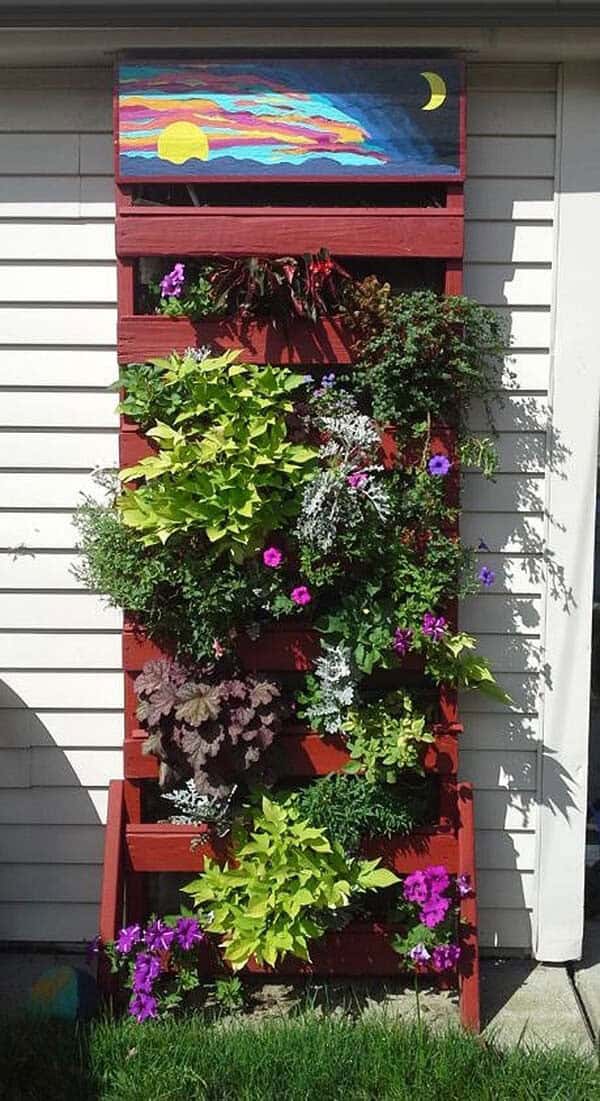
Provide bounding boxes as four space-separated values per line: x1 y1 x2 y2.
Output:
296 410 391 552
304 642 357 735
161 780 237 834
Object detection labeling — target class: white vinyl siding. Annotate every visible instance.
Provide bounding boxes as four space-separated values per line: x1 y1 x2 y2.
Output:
0 62 556 950
461 63 557 951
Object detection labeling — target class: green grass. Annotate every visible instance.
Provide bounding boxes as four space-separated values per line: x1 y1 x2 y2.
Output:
1 1013 598 1101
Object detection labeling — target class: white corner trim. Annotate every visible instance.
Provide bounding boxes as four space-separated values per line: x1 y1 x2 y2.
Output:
535 62 600 962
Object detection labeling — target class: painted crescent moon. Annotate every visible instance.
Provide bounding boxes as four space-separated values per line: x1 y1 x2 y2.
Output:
421 71 447 111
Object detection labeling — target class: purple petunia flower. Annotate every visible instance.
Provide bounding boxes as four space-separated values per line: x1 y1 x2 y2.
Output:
393 627 414 657
409 943 432 966
478 566 496 588
160 262 185 299
425 865 450 894
132 952 161 994
428 454 451 477
403 870 430 905
421 896 451 929
175 917 204 951
291 585 312 606
263 546 283 568
347 470 368 490
422 612 447 642
115 923 142 955
144 920 176 953
321 372 336 390
456 874 471 898
431 943 461 972
129 991 159 1022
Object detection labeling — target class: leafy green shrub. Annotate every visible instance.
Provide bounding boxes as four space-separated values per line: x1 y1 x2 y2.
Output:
117 349 317 554
183 795 398 969
292 773 434 854
348 287 506 427
342 691 434 783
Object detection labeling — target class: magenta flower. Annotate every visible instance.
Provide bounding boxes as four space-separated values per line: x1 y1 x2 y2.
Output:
422 612 447 642
421 896 451 929
347 471 368 490
116 923 142 955
393 627 413 657
144 920 176 953
160 262 185 299
479 566 496 588
428 454 451 476
132 951 161 994
212 638 224 659
129 991 159 1022
456 874 471 898
291 585 312 606
409 943 431 966
263 546 283 568
425 865 450 893
403 870 430 905
175 917 204 951
431 943 461 972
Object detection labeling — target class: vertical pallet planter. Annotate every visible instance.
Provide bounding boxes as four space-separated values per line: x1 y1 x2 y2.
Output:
100 55 479 1031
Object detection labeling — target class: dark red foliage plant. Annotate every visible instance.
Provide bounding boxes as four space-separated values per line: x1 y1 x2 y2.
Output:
135 659 284 797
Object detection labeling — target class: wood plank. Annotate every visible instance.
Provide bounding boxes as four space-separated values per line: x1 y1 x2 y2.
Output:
0 863 101 903
0 392 117 429
501 352 550 391
469 635 541 674
478 907 532 950
0 175 114 218
29 747 121 787
465 433 546 475
0 307 116 346
461 713 540 752
467 91 556 136
80 132 113 174
0 223 115 261
461 749 537 791
0 787 108 825
465 222 553 264
478 869 535 910
0 474 107 508
464 264 552 307
0 432 118 470
464 177 554 221
0 824 105 864
476 829 536 871
467 65 557 93
459 673 540 715
0 512 81 550
0 134 79 175
474 790 538 831
460 595 541 636
0 708 123 748
0 902 100 941
0 671 123 710
468 396 548 434
0 593 120 630
0 632 121 669
0 552 85 589
0 89 111 131
462 473 545 512
117 211 464 259
461 513 545 554
0 349 118 388
468 136 555 177
0 264 116 304
492 306 551 350
460 555 543 595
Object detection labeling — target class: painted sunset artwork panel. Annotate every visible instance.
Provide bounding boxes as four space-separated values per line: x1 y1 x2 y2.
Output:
117 59 463 182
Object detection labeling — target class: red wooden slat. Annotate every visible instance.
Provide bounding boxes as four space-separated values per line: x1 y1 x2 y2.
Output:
118 316 354 365
99 780 126 995
117 211 463 259
124 725 458 782
457 782 480 1032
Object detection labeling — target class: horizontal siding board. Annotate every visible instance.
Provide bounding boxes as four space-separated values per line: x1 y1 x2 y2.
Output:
0 475 107 508
0 513 82 550
461 749 537 791
478 869 535 910
465 223 553 265
0 134 79 175
0 787 108 825
0 902 99 941
467 91 556 136
460 595 541 635
461 513 545 554
479 908 532 950
472 636 542 674
0 307 116 346
467 65 556 93
0 349 118 388
0 824 104 864
0 265 116 304
479 432 546 475
461 713 539 751
0 593 120 629
493 306 551 350
30 747 122 787
502 353 550 391
0 671 123 710
0 553 85 589
462 473 545 512
0 632 121 668
0 709 123 748
474 790 538 831
0 432 118 470
459 674 540 715
463 264 552 307
0 176 114 218
80 132 113 175
464 177 554 222
468 397 548 434
0 393 117 429
0 90 111 131
0 223 115 261
476 830 536 872
463 555 543 595
0 864 101 904
468 136 555 177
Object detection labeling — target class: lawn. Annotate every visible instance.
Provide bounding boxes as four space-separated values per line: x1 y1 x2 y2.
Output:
1 1013 598 1101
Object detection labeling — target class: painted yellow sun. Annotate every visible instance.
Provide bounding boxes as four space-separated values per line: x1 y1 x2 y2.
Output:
157 121 209 165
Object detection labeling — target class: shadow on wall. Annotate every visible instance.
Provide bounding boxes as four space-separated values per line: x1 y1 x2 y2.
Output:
0 679 105 944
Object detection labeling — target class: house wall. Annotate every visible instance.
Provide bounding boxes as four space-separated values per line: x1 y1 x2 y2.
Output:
0 62 555 949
